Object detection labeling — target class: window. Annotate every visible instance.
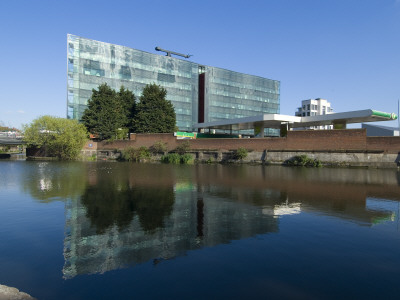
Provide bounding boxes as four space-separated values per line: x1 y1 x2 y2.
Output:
67 90 74 103
119 66 131 80
68 59 73 72
67 106 74 119
68 43 74 56
157 72 175 83
68 74 74 87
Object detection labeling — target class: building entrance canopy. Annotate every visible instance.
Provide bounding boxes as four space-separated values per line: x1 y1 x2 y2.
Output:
194 109 397 132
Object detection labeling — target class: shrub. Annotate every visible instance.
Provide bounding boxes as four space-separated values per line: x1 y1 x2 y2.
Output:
161 153 181 164
150 140 168 154
206 157 214 164
285 154 322 167
161 152 194 164
122 147 135 161
122 146 151 162
180 153 194 164
234 147 248 160
175 140 190 155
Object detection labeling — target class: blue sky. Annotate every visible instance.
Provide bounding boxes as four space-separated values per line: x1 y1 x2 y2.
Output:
0 0 399 129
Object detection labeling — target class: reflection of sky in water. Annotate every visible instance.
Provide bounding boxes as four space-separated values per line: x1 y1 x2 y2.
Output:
366 198 399 224
366 198 400 212
2 162 400 299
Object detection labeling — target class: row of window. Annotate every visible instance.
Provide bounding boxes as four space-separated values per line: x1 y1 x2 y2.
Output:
210 76 279 94
70 51 196 78
209 96 279 110
208 87 279 103
68 58 197 83
69 87 195 108
301 104 332 112
208 67 278 87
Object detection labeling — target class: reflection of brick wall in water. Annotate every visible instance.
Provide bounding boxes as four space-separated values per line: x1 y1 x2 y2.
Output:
63 189 279 279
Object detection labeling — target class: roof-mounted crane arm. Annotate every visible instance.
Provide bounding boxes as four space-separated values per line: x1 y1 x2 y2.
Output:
155 46 192 59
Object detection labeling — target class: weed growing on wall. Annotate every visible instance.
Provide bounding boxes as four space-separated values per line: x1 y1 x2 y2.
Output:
285 154 322 167
234 147 248 160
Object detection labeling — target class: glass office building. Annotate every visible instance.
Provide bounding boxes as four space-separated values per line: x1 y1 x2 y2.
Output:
67 34 280 133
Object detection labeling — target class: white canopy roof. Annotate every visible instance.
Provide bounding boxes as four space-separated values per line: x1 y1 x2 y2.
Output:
194 109 397 131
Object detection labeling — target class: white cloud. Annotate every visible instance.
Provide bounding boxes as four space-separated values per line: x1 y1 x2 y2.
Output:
17 110 25 114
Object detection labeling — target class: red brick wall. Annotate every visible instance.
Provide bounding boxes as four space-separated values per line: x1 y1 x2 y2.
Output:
94 129 400 154
367 137 400 154
189 137 287 151
286 129 367 151
99 133 178 151
190 129 368 151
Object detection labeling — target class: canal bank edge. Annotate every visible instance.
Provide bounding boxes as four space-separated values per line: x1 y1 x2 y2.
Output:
76 129 400 168
88 149 398 168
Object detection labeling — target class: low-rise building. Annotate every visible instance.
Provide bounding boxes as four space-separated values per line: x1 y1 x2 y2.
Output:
295 98 333 129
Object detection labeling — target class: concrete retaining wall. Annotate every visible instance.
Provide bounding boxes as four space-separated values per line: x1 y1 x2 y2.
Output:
82 149 400 168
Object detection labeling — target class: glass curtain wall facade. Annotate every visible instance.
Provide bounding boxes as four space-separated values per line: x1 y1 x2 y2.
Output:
67 34 199 131
203 66 280 135
67 34 280 133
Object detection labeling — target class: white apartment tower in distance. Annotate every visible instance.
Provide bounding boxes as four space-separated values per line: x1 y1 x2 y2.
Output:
295 98 333 129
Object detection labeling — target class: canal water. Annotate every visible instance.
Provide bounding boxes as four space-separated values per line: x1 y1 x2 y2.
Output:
1 161 400 299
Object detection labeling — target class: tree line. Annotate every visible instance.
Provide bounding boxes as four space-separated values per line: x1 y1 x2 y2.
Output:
24 83 177 159
82 83 176 140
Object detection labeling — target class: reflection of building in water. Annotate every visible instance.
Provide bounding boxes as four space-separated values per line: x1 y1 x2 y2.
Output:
63 187 278 279
195 165 399 226
262 202 302 217
63 164 400 279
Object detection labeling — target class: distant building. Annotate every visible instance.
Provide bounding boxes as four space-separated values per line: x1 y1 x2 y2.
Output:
295 98 333 129
67 34 280 134
362 123 399 136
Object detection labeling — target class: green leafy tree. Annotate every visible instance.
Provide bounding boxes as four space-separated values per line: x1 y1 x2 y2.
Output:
118 86 136 132
81 84 136 140
23 116 88 160
133 83 176 133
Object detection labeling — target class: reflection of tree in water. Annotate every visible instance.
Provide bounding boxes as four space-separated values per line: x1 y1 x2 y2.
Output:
81 182 174 234
22 162 87 202
80 183 136 234
134 187 174 232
